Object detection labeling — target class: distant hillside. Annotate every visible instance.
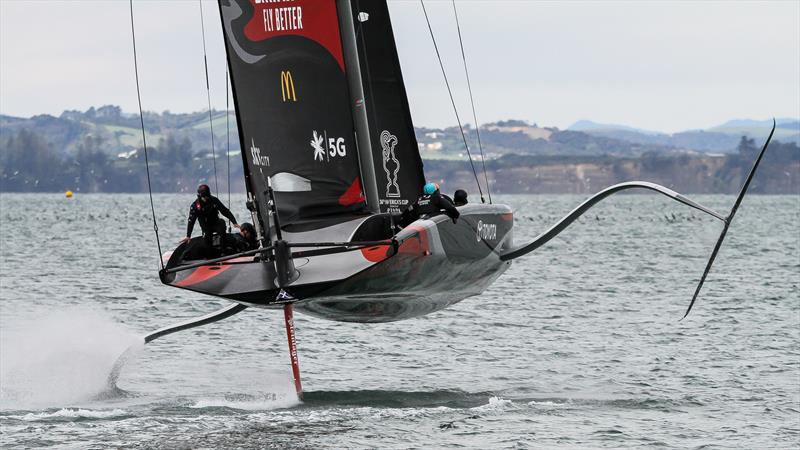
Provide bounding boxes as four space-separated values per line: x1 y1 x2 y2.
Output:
1 107 689 163
569 118 800 153
1 105 236 159
417 121 680 160
426 139 799 196
5 107 792 163
713 118 798 129
569 120 662 135
1 107 798 194
708 118 800 143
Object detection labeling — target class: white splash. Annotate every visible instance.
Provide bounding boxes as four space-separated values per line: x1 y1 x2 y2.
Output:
19 408 129 421
0 308 139 409
193 392 300 411
527 399 570 407
471 396 517 413
191 370 301 410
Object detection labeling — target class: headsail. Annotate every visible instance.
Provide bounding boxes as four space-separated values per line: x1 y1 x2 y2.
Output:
219 0 368 228
348 0 426 214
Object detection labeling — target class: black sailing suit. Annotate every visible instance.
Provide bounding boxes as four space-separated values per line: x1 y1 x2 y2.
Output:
186 196 238 252
402 192 460 226
231 231 258 252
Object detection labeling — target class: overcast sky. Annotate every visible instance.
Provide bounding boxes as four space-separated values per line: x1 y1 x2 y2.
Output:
1 0 798 133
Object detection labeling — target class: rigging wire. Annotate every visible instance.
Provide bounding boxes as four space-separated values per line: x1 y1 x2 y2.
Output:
128 0 164 270
198 0 220 195
451 1 491 204
420 0 485 203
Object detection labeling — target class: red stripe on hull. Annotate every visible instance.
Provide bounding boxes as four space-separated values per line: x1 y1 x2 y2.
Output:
176 265 233 287
399 224 430 256
360 244 391 263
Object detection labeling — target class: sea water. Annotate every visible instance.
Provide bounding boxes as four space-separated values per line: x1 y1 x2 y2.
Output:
0 193 798 448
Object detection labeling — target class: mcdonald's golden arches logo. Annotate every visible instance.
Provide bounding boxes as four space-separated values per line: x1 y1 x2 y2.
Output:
281 70 297 102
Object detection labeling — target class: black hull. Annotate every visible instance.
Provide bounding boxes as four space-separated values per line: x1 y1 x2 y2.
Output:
295 247 511 323
162 204 513 322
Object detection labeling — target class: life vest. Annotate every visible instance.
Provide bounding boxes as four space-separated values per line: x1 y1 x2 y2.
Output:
415 194 438 216
194 198 220 219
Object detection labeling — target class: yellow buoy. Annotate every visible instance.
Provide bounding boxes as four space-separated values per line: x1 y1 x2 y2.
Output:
65 190 74 198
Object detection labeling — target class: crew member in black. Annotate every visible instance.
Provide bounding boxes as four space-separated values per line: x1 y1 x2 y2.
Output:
453 189 468 207
180 184 239 253
232 222 258 252
402 182 460 226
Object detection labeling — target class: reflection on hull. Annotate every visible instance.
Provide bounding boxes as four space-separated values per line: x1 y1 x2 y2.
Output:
297 248 511 323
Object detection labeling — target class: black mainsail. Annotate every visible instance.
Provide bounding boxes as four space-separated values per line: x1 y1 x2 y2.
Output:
219 0 369 228
220 0 427 231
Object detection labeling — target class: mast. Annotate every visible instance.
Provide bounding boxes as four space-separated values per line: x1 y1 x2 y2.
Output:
337 0 380 214
345 0 426 214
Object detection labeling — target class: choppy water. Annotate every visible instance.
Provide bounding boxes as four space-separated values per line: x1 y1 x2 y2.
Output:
0 193 798 449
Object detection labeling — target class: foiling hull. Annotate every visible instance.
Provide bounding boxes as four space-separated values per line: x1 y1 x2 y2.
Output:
161 204 513 323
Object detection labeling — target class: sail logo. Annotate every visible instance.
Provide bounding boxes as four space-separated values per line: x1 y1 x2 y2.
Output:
250 138 270 167
258 3 304 32
476 220 497 242
281 71 297 102
380 130 401 198
311 130 346 162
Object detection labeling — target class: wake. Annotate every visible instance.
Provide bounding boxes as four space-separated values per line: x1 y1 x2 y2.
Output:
0 307 139 409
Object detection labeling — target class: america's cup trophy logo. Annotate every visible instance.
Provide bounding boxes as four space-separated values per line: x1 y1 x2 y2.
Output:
380 130 401 198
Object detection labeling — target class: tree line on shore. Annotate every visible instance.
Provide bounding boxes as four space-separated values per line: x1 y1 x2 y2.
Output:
1 127 797 194
1 129 242 194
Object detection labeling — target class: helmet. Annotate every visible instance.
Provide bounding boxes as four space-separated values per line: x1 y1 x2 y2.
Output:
423 182 439 195
197 184 211 197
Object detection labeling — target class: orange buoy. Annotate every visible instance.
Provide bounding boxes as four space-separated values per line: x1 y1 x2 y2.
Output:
65 190 74 198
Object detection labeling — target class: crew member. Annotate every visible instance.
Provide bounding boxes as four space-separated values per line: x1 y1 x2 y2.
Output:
232 222 258 252
402 182 460 225
453 189 468 207
180 184 239 253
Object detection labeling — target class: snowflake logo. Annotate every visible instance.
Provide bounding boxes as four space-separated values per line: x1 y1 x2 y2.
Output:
311 130 325 161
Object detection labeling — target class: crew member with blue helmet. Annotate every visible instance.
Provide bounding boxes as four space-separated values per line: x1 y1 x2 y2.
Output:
401 182 460 226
